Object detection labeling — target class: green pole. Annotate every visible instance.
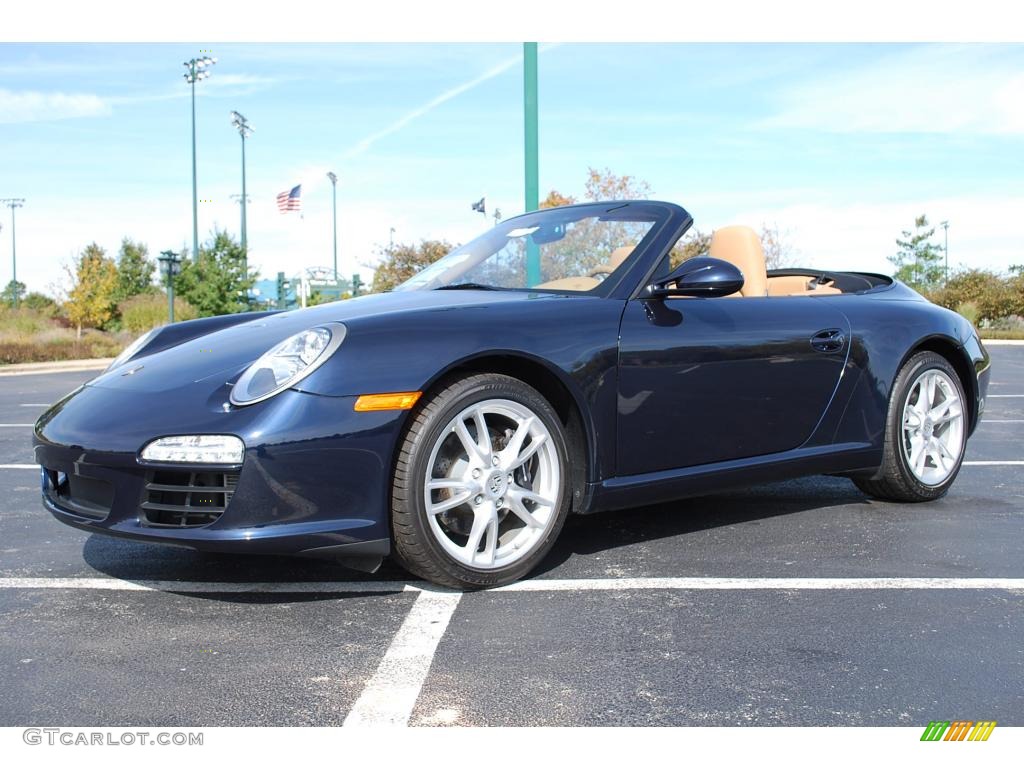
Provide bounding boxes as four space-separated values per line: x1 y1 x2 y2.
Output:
190 76 199 262
332 180 338 281
10 205 17 309
523 42 541 287
240 132 248 258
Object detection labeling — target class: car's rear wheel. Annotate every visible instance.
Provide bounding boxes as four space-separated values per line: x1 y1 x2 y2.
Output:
854 351 967 502
391 373 570 589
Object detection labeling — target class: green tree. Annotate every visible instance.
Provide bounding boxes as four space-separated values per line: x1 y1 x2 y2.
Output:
64 243 119 338
22 291 58 315
115 238 156 301
173 230 256 316
1 280 26 307
370 240 454 293
891 215 944 291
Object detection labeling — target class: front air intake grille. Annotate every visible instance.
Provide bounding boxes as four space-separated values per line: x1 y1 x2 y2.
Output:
46 468 113 520
141 470 239 528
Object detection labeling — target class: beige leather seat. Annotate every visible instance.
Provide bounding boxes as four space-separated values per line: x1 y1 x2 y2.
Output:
535 245 637 292
708 225 767 297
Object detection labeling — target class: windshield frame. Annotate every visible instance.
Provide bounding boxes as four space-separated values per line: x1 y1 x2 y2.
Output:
394 201 687 299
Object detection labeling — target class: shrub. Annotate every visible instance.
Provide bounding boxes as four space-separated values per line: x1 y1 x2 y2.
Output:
955 301 980 326
928 270 1017 323
119 294 198 332
22 292 60 317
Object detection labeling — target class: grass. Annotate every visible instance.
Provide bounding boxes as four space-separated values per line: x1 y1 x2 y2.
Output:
979 330 1024 340
0 308 128 365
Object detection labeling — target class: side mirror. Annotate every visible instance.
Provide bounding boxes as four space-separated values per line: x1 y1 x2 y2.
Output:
650 256 744 298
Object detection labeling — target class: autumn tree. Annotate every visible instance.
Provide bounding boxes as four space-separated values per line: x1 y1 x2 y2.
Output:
891 215 944 291
173 230 257 316
115 238 156 301
370 240 454 293
541 167 652 210
760 223 796 270
540 190 577 209
669 229 712 268
583 167 651 202
65 243 119 338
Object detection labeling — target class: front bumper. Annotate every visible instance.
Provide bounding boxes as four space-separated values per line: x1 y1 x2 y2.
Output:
33 385 406 563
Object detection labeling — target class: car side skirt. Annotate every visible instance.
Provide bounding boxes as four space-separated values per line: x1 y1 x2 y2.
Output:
583 441 880 514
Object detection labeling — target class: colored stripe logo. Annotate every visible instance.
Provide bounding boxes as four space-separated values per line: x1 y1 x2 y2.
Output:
920 720 996 741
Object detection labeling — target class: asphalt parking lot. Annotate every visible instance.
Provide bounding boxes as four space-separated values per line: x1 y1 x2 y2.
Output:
1 347 1022 727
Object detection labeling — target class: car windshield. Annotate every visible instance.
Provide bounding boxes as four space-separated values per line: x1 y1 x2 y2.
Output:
395 203 663 294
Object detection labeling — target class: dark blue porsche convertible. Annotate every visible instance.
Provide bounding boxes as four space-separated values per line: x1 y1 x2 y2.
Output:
34 201 991 588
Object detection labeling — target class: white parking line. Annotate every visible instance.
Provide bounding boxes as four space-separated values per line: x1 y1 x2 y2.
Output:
963 461 1024 466
0 577 417 593
344 589 462 727
988 394 1024 398
20 404 49 407
0 424 34 427
2 576 1023 592
983 420 1024 423
0 464 36 469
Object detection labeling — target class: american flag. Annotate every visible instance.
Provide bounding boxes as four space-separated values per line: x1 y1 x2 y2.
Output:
276 185 302 213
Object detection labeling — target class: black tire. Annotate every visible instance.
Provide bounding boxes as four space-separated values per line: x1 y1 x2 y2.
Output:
853 351 967 502
390 373 571 589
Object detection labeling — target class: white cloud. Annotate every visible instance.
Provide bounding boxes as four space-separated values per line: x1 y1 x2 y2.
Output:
694 195 1024 275
0 88 110 124
762 44 1024 135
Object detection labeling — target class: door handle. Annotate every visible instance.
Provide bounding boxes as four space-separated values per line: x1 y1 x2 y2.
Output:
810 328 846 353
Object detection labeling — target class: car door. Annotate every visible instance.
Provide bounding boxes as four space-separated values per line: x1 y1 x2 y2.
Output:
616 294 851 476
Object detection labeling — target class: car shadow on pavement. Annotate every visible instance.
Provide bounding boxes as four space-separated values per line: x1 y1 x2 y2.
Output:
80 475 873 600
534 475 874 576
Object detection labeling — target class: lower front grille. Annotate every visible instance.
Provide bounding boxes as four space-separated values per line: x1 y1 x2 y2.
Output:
141 469 239 527
46 469 114 520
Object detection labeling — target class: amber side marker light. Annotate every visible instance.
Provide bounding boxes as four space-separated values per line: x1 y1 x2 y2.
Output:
354 392 422 412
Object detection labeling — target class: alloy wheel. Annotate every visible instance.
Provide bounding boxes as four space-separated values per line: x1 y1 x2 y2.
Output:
423 398 561 569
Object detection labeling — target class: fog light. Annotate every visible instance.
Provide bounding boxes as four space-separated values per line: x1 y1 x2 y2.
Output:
140 435 245 464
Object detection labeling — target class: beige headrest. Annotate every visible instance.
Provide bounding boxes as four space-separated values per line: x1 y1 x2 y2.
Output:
708 226 767 297
590 245 635 278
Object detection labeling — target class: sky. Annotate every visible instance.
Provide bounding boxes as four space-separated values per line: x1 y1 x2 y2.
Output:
1 42 1023 296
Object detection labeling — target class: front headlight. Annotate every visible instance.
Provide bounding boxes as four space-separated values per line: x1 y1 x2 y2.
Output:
230 322 346 406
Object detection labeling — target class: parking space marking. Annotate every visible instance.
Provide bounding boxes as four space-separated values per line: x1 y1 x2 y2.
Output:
987 394 1024 398
2 576 1023 593
20 404 49 407
963 461 1024 466
0 465 36 469
343 589 462 727
0 577 417 592
983 419 1024 423
0 424 33 427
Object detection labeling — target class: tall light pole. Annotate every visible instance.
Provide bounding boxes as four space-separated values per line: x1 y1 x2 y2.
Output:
523 42 540 287
941 220 950 285
183 55 216 261
230 111 253 266
158 250 182 324
1 199 24 308
326 171 339 281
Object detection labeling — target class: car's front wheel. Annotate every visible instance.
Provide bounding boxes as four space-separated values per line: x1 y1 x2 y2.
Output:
854 351 967 502
391 373 570 589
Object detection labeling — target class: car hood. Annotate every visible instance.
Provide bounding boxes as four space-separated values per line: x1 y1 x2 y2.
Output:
87 289 558 394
